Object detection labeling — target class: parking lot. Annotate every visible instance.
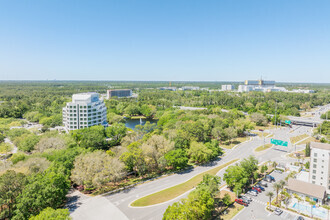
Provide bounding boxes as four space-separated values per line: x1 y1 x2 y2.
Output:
233 171 303 220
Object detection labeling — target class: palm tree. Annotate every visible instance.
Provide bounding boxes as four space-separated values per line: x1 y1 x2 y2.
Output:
273 182 281 205
266 191 274 209
293 193 303 213
283 191 291 209
305 197 316 218
272 161 277 168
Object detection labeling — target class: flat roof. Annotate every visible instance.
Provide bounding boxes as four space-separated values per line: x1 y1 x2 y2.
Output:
286 178 326 199
311 142 330 151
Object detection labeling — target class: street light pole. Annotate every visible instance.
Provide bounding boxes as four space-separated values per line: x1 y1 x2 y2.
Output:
275 101 277 129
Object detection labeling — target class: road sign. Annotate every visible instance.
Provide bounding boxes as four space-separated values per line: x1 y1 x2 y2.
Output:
271 138 288 147
285 120 291 124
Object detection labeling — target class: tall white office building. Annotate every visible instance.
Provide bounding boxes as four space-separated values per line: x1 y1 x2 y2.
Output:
309 142 330 195
63 92 107 131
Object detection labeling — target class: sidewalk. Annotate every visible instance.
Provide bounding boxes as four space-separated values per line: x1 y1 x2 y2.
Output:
66 189 129 220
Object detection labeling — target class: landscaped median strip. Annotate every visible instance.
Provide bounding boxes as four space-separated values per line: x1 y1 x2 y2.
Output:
130 158 239 207
255 144 273 152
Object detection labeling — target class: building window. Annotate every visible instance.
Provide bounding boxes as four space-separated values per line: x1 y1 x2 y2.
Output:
313 164 317 168
313 170 316 174
314 153 317 157
312 175 316 180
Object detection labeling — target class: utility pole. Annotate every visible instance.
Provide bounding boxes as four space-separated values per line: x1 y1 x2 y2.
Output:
262 130 265 148
275 101 277 129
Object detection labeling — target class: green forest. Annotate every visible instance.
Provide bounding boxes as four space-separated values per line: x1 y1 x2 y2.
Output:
0 81 329 219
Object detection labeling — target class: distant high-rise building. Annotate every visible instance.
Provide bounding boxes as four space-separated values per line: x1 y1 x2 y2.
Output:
244 80 275 87
238 79 286 92
62 92 107 131
107 89 132 98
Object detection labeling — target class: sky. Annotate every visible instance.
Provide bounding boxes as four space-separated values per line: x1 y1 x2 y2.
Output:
0 0 329 83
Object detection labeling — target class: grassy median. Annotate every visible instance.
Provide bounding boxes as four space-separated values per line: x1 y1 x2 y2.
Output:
290 134 309 144
255 144 273 152
130 158 239 207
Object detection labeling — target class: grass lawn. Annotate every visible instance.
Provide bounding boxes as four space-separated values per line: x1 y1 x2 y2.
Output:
130 116 147 119
288 149 309 160
130 159 239 207
298 136 317 145
290 134 309 144
255 144 273 152
220 137 249 149
251 131 270 138
220 203 244 220
255 124 276 131
218 189 236 201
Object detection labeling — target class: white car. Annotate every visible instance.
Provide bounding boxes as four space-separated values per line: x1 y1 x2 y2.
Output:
247 190 257 196
274 208 283 215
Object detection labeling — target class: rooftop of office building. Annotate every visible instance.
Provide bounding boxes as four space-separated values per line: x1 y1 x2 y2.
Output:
311 142 330 151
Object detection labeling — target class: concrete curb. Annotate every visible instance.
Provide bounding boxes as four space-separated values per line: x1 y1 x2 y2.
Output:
128 159 239 208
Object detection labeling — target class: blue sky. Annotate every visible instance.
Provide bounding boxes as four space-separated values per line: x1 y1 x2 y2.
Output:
0 0 329 82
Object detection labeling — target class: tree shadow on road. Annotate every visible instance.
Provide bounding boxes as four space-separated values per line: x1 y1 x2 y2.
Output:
65 195 83 212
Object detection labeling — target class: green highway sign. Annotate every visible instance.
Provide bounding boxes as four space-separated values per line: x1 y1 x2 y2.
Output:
271 138 288 147
285 120 291 124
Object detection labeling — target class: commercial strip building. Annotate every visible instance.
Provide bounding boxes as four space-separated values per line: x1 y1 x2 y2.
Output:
221 85 235 91
309 142 330 194
286 178 327 204
62 93 107 131
159 87 177 91
290 89 315 94
107 89 132 98
181 86 200 91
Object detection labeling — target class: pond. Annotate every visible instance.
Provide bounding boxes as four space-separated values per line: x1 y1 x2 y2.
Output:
125 118 157 130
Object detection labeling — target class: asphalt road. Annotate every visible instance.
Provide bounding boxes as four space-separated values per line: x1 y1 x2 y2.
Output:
103 125 310 220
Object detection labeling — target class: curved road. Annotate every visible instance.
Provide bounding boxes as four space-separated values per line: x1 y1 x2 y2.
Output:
71 125 311 220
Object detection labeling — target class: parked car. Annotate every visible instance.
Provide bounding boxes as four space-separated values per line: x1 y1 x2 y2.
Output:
294 216 304 220
252 187 262 193
241 197 250 204
255 184 265 191
259 181 268 187
235 199 248 206
264 175 275 182
241 196 252 203
247 190 257 196
274 208 283 215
